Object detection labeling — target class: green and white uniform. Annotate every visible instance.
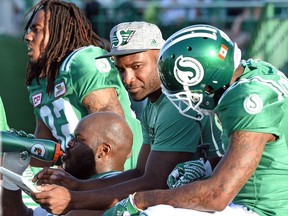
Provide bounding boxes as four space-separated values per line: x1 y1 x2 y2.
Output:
27 45 142 170
215 59 288 216
142 93 224 157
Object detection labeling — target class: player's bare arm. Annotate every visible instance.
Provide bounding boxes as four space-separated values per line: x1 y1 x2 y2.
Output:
134 131 275 212
34 117 57 140
82 88 124 117
70 150 195 208
33 185 104 215
31 146 196 213
32 167 80 189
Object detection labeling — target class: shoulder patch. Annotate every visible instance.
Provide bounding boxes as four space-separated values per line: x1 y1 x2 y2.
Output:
243 94 263 114
32 93 42 107
95 58 111 73
54 81 66 98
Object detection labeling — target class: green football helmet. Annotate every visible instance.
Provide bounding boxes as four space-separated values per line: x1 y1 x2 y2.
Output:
158 24 241 120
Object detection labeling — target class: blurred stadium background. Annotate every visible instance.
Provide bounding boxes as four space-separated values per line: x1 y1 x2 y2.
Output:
0 0 287 132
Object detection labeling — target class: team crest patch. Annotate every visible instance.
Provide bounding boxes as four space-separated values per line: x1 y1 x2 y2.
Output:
111 29 135 47
95 58 111 73
31 143 46 158
218 44 228 60
174 55 204 86
54 81 66 98
32 93 42 107
243 94 263 114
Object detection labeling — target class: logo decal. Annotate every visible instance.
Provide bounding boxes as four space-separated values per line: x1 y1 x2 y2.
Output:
95 58 111 73
218 44 228 60
174 55 204 86
243 94 263 114
32 93 42 107
54 81 66 98
112 29 135 47
31 144 46 158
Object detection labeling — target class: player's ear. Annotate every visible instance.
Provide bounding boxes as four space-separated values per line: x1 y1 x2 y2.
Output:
96 143 111 158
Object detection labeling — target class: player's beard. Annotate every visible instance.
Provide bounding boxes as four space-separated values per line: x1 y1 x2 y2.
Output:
27 58 45 79
64 150 95 180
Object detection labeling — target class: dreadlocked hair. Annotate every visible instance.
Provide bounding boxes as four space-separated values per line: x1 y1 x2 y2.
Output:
23 0 111 94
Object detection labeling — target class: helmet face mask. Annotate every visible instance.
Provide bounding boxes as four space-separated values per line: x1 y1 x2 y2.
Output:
162 85 204 120
158 24 241 119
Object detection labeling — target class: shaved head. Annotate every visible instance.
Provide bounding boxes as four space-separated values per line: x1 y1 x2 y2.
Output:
64 111 133 178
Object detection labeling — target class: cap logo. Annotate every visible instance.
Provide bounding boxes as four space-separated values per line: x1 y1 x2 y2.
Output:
174 55 204 86
150 39 158 47
112 29 135 48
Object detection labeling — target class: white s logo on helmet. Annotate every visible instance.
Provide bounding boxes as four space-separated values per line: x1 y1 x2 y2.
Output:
174 55 204 86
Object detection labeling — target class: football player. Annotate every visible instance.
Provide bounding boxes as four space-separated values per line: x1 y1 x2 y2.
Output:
105 24 288 215
2 111 133 216
23 0 142 170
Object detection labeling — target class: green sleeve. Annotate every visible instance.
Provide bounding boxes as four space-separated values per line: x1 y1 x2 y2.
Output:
216 81 284 137
68 47 121 102
0 97 9 130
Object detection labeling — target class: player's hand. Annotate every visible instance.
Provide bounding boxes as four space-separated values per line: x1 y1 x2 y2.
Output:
2 151 31 190
9 128 35 139
32 184 72 215
167 158 212 188
103 194 142 216
32 167 81 190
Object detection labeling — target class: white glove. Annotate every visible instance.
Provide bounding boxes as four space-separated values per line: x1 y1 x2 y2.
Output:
167 158 212 188
2 151 31 190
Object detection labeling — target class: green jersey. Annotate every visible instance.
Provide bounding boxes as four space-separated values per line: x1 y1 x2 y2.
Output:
215 59 288 216
142 93 224 157
0 97 9 131
27 46 142 170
